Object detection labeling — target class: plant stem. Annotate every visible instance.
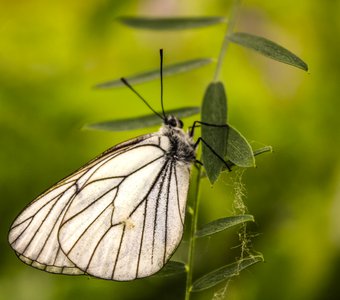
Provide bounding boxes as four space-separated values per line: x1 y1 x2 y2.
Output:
213 0 241 82
184 3 242 299
184 165 202 300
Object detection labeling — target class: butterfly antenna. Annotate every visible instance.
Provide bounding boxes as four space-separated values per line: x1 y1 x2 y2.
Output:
160 49 166 119
121 78 164 120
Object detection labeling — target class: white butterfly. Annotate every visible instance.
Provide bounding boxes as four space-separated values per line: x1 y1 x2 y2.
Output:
8 114 196 281
8 49 203 281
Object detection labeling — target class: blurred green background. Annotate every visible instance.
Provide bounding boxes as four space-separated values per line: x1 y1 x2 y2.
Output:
1 0 340 299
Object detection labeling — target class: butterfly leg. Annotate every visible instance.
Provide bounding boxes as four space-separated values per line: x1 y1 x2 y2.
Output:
189 121 228 137
194 137 231 172
195 159 203 166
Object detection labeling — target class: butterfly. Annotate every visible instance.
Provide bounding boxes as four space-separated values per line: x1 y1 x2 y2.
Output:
8 49 228 281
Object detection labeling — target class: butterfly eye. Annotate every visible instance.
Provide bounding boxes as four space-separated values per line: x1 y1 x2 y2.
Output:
169 119 177 127
166 116 178 127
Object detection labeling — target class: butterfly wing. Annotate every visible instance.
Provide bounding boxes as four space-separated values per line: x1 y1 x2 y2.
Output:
9 133 190 280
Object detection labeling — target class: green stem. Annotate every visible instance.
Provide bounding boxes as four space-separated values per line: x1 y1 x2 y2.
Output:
184 165 202 300
184 3 242 299
213 0 241 81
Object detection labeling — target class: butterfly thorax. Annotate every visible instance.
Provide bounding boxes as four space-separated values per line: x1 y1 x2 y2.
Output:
160 120 196 164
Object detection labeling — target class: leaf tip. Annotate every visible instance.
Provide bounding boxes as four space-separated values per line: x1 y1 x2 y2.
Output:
300 61 309 72
82 123 92 131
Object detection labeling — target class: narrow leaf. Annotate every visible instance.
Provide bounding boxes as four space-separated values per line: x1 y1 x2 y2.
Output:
191 255 264 292
84 107 200 131
229 32 308 71
95 58 213 89
226 125 255 168
153 261 186 278
195 214 254 238
201 82 228 184
118 16 227 30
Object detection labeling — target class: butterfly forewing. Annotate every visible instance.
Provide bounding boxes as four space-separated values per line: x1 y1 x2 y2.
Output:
9 130 192 280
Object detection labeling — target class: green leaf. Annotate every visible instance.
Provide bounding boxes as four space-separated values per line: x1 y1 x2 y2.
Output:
191 255 264 292
201 82 228 184
84 107 200 131
152 261 186 278
195 214 254 238
221 145 272 172
95 58 214 89
118 16 227 30
226 125 255 168
228 32 308 71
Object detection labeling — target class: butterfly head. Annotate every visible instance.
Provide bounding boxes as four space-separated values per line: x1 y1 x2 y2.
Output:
164 115 184 129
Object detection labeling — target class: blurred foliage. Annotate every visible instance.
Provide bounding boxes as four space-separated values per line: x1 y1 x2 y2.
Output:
1 0 340 300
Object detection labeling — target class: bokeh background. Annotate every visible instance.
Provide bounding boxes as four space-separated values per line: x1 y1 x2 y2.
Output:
1 0 340 299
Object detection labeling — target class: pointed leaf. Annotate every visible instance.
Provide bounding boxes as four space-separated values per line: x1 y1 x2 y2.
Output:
118 16 227 30
195 214 254 238
191 255 264 292
153 261 186 278
221 145 272 172
229 32 308 71
95 58 213 89
226 125 255 168
84 107 200 131
201 82 228 184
